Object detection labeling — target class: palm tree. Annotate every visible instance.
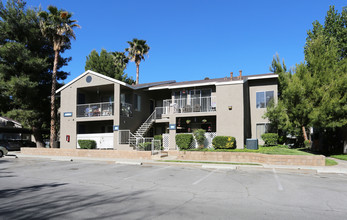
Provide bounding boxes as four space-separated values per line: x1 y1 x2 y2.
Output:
38 6 80 148
125 38 150 84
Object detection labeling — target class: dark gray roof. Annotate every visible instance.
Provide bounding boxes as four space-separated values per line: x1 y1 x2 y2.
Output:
149 73 276 89
130 80 176 90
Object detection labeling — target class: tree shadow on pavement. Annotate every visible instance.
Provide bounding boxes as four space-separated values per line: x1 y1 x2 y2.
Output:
0 182 147 220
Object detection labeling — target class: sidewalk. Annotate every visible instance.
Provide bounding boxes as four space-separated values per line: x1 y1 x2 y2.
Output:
7 151 347 174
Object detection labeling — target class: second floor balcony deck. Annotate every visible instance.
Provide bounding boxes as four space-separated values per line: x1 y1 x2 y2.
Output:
163 96 216 114
77 102 114 118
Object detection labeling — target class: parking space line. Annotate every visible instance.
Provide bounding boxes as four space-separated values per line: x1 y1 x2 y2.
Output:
272 168 284 191
123 166 170 180
193 169 216 185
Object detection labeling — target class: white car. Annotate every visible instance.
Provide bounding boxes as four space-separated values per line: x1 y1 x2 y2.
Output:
0 146 8 157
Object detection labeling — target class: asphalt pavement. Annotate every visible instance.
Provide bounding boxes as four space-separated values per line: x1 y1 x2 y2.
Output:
1 157 347 219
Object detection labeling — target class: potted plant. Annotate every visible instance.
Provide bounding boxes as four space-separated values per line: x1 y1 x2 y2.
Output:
202 119 207 123
186 119 191 124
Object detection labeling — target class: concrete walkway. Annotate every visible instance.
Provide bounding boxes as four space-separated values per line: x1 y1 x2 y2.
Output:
6 151 347 174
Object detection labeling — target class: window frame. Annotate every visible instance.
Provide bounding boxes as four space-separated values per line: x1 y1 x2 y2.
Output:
256 90 274 109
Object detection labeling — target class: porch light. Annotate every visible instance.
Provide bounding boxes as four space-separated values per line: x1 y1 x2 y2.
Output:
228 106 232 110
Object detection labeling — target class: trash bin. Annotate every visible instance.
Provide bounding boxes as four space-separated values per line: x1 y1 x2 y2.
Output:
246 139 258 150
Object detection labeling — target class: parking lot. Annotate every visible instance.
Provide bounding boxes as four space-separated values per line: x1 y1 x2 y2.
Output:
1 157 347 220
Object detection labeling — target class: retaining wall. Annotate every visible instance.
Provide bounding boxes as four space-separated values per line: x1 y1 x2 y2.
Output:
21 148 152 160
168 151 325 166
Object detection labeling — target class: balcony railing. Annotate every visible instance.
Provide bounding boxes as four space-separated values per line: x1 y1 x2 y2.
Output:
77 102 114 118
163 96 216 114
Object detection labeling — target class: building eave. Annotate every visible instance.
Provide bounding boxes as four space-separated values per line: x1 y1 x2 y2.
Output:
56 70 132 93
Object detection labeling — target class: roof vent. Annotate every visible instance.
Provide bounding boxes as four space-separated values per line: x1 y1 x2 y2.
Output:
204 77 210 80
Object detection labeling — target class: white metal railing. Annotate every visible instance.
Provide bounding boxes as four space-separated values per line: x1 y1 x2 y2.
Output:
163 96 216 114
120 102 133 117
77 102 114 117
118 130 161 154
155 107 167 119
119 130 131 144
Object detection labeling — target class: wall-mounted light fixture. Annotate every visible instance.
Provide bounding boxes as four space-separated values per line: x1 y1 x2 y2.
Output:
228 106 232 110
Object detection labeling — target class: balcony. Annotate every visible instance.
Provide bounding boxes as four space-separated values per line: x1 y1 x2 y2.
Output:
77 102 114 118
163 96 216 114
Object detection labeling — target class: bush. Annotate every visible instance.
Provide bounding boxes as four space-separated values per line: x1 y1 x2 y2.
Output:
176 134 193 150
154 135 163 142
212 136 236 149
193 129 206 149
78 140 97 149
304 140 311 149
261 133 278 146
138 142 152 151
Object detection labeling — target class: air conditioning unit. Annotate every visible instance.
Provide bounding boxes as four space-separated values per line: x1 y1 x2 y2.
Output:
246 139 258 150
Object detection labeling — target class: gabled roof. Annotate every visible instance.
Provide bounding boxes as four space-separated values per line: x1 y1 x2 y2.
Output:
56 70 177 93
56 70 132 93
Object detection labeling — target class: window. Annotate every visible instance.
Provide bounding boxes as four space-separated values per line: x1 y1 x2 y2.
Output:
134 94 141 111
256 123 270 140
256 91 274 108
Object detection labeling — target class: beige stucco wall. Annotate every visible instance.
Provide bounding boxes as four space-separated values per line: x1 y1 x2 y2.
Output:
216 83 244 148
249 80 278 143
60 73 120 149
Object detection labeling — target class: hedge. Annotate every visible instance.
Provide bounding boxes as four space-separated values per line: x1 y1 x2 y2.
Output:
78 140 97 149
212 136 236 149
176 134 193 150
261 133 278 146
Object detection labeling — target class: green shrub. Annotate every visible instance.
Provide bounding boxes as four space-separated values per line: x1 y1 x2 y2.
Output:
78 140 97 149
212 136 236 149
176 134 193 150
193 129 206 149
261 133 278 146
138 142 152 151
304 140 311 149
154 135 163 142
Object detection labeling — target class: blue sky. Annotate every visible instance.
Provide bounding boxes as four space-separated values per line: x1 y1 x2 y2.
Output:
23 0 346 84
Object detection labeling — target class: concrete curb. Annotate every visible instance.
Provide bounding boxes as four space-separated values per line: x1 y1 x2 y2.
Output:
202 164 237 169
115 161 143 166
11 153 347 174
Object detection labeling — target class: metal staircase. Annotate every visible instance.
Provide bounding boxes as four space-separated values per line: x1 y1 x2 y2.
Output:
134 108 162 138
118 107 167 154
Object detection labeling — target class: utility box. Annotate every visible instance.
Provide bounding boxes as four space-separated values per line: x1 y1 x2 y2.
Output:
246 139 258 150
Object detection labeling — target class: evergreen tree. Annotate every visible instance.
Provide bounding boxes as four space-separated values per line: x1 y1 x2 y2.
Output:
85 49 134 84
0 0 70 147
265 6 347 151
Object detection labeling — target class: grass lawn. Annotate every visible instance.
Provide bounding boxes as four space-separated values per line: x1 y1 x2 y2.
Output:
187 146 314 156
331 155 347 161
325 159 338 166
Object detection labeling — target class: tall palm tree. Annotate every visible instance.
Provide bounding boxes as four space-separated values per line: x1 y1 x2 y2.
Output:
38 6 80 148
125 38 150 85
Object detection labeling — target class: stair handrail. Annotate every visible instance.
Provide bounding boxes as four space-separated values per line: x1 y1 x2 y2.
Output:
143 108 157 125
